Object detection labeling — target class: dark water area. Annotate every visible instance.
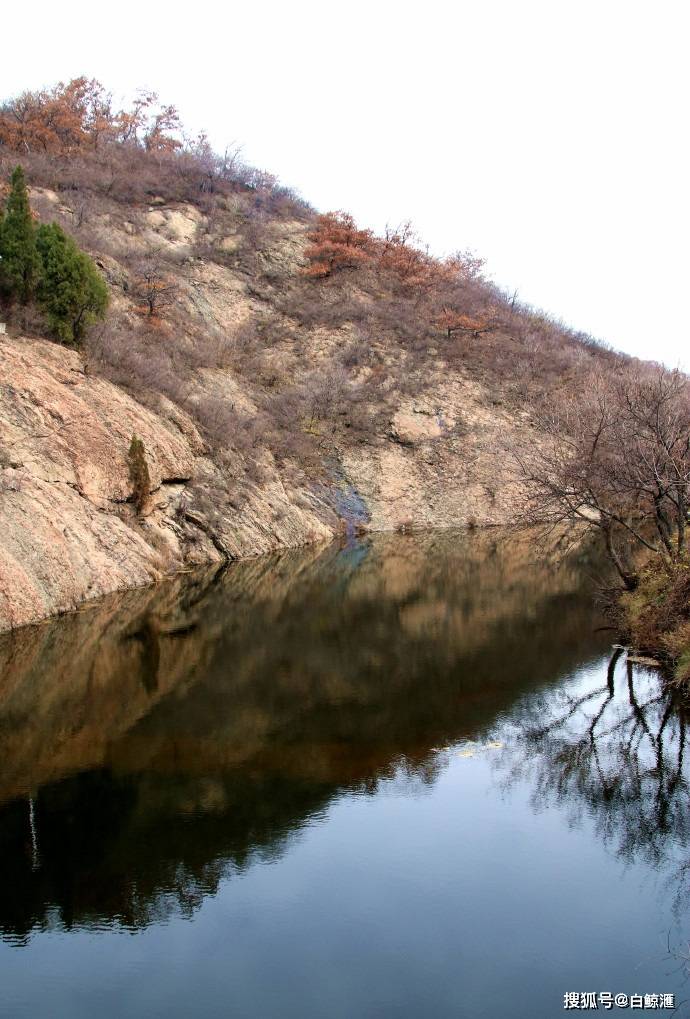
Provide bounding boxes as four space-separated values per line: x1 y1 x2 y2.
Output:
0 531 689 1018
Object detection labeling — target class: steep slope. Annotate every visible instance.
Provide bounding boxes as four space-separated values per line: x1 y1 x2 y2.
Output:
0 83 628 631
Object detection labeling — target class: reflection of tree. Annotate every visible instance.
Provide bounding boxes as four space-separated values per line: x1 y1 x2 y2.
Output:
0 768 332 946
499 650 690 904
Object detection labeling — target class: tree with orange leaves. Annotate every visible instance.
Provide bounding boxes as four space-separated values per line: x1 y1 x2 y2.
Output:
302 210 487 324
115 90 181 152
0 79 108 153
0 80 181 156
144 103 182 153
377 224 484 302
436 257 494 339
303 212 375 278
437 307 495 340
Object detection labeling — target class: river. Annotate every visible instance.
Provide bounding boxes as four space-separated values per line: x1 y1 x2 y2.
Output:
0 531 687 1017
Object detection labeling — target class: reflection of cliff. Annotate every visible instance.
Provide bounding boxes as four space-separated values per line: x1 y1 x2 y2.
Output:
0 530 608 942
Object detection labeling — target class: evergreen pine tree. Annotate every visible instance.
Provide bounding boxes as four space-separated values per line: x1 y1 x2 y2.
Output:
35 222 109 344
127 435 150 513
0 166 41 303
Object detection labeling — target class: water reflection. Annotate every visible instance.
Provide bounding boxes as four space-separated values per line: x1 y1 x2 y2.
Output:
0 529 641 946
497 648 690 909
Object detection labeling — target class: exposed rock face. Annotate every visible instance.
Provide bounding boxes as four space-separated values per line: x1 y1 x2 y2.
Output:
0 324 540 632
0 336 333 631
0 198 546 632
0 336 199 505
390 407 446 445
347 376 533 532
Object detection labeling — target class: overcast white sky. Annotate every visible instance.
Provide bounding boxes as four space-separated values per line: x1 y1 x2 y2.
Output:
3 0 688 365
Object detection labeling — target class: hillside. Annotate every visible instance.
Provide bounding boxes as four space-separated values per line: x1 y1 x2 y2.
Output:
0 79 628 631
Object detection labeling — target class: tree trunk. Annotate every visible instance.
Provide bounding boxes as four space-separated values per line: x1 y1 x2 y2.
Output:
603 522 638 591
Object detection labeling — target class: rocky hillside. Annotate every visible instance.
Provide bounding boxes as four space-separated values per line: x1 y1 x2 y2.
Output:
0 79 627 631
0 311 532 630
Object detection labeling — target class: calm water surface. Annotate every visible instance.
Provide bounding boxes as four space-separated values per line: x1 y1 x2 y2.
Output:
0 531 689 1018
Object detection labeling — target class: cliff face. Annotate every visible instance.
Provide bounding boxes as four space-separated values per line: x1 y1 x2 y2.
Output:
0 328 531 631
3 330 547 633
0 187 578 632
0 336 332 631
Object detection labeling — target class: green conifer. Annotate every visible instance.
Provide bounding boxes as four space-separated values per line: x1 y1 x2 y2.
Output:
0 166 41 303
127 434 150 513
35 222 109 344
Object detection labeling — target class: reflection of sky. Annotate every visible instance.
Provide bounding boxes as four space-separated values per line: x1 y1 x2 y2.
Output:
2 654 686 1019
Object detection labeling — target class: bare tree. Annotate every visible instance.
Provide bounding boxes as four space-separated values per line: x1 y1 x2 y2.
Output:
131 253 179 318
516 366 690 590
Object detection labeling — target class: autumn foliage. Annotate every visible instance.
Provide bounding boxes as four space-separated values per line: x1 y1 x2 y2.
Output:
436 308 496 339
303 212 375 277
303 210 492 337
377 222 482 298
303 213 482 295
0 78 181 155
